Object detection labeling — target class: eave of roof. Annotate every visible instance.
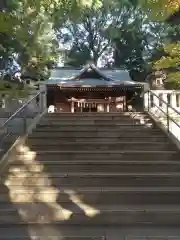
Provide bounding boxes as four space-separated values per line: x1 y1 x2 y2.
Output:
47 84 144 89
47 64 148 90
63 63 112 81
48 64 130 82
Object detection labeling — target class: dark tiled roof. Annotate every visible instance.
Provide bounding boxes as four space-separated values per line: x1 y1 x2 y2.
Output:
46 64 145 87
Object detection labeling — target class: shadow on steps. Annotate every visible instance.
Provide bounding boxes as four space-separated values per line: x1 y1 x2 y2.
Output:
1 141 180 239
0 182 31 239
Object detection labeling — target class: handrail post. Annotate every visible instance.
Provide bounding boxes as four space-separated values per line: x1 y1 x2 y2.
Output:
23 113 27 134
147 90 150 111
167 103 169 132
40 91 44 113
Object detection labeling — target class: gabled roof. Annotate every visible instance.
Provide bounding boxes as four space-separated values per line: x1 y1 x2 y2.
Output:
46 64 146 88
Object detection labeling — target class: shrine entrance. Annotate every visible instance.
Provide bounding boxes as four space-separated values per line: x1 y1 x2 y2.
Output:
74 101 109 113
76 105 97 113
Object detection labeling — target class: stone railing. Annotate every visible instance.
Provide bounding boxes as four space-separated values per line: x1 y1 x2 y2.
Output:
144 90 180 142
146 90 180 109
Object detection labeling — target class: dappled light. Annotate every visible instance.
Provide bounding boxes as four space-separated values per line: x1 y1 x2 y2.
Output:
3 143 100 239
64 189 100 218
2 0 180 238
127 112 153 128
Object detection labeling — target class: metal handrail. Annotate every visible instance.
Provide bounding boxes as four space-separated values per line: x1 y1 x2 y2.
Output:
0 90 46 155
0 90 45 130
145 90 180 133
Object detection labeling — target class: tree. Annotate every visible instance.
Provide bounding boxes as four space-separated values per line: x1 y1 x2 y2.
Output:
140 0 180 88
139 0 180 20
109 2 167 81
57 4 114 66
57 0 166 83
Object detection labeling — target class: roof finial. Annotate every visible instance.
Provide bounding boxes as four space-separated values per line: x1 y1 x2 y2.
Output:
86 60 95 67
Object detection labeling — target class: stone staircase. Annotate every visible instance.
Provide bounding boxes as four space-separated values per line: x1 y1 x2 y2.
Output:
0 112 180 239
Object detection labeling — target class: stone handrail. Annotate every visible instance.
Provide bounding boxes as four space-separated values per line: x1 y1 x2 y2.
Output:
144 90 180 142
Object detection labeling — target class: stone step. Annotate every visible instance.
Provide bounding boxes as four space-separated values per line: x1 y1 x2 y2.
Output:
39 120 147 125
0 237 104 240
26 150 179 161
1 204 180 226
27 141 176 151
0 236 103 240
0 226 180 239
7 172 180 188
43 116 150 121
15 160 180 173
36 123 153 129
1 187 180 204
27 136 170 143
46 112 147 117
34 127 161 132
31 130 164 137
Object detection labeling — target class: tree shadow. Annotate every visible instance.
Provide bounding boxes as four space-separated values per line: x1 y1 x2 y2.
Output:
1 144 103 240
0 181 31 239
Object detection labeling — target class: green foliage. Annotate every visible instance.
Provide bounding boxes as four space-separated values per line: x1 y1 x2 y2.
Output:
60 0 165 79
60 3 114 66
139 0 180 20
153 42 180 88
0 80 31 97
109 3 167 80
155 43 180 69
0 0 174 91
166 72 180 89
140 0 180 88
140 0 180 89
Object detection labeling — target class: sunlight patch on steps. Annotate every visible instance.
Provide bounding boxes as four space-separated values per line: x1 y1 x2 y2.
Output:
3 144 100 239
65 189 100 218
128 113 153 128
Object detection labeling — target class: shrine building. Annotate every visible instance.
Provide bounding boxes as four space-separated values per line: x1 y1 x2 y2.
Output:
46 64 146 113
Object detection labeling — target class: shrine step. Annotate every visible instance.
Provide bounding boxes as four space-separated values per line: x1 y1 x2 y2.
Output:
12 160 180 173
27 136 170 143
1 111 180 229
0 226 180 239
46 112 147 117
22 150 179 161
27 141 176 151
1 205 180 226
36 124 154 131
39 120 150 125
7 172 180 187
43 116 150 121
1 187 180 204
0 236 104 240
32 129 164 137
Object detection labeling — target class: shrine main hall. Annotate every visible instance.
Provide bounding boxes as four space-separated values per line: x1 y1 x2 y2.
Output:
46 64 145 113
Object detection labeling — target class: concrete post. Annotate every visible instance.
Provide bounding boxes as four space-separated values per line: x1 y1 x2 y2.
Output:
107 103 110 112
171 93 177 108
71 101 74 113
144 92 149 110
162 93 168 110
